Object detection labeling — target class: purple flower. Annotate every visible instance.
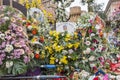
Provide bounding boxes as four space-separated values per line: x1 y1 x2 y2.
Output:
89 20 93 24
5 35 12 40
12 49 23 59
23 56 30 63
1 42 6 48
0 54 6 65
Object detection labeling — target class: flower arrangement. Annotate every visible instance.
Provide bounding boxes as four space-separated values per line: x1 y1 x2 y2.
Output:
0 6 33 76
77 12 96 28
41 31 82 72
76 12 108 72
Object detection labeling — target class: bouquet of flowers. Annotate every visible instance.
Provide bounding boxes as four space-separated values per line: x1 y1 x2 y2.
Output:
0 6 33 76
40 30 83 75
76 12 108 72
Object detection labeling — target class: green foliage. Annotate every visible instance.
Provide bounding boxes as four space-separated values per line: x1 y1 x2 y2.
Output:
11 61 27 75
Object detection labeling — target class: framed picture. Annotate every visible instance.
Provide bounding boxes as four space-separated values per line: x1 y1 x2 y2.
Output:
56 22 76 34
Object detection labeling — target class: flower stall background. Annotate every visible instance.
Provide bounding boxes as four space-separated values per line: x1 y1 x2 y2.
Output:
0 0 120 80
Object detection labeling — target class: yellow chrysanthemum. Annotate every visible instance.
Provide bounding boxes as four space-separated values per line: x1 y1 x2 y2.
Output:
52 43 58 49
55 45 64 52
49 31 53 36
60 56 68 64
74 42 80 49
66 33 71 38
67 43 73 48
53 31 60 37
43 10 47 16
41 50 45 59
25 2 30 9
65 37 70 42
50 57 55 64
45 46 53 54
55 35 59 41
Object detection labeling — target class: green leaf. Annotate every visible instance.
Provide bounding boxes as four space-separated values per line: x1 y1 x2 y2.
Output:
12 61 27 75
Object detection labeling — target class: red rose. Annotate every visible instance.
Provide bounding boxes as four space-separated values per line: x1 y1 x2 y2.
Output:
91 47 95 51
32 29 38 35
93 77 99 80
35 54 40 59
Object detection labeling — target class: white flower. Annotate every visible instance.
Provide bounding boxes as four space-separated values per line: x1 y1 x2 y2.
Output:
98 45 103 50
89 56 96 61
90 63 96 67
27 25 33 30
95 24 100 30
56 59 59 62
96 48 102 52
68 56 71 58
59 61 61 64
17 27 23 32
90 33 95 37
86 48 91 54
116 75 120 80
62 50 68 55
5 45 13 53
92 43 97 47
85 41 91 46
4 16 9 20
108 74 116 79
6 61 13 68
14 43 21 47
19 49 25 54
68 49 73 54
79 70 90 78
0 33 5 40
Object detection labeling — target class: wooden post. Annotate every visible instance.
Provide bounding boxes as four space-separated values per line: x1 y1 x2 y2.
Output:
10 0 13 7
0 0 3 6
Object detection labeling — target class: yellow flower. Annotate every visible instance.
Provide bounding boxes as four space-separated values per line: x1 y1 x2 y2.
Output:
55 45 64 52
45 46 53 54
53 31 59 37
43 10 47 16
19 0 24 4
55 35 59 41
49 31 54 36
65 37 70 42
66 33 71 38
25 2 30 9
74 42 80 49
52 43 58 49
65 33 71 41
31 37 38 43
37 0 41 4
67 43 73 48
60 56 68 64
41 50 45 59
74 32 78 39
50 57 55 64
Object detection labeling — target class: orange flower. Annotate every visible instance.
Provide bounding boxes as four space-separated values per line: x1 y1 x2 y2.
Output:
35 53 40 59
26 22 31 27
32 29 38 35
99 31 103 37
40 36 44 43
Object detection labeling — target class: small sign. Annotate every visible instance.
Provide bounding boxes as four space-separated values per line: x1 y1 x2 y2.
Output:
56 22 76 34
